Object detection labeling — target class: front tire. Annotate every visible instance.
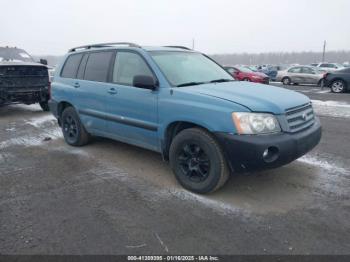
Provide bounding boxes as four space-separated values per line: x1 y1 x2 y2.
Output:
169 128 230 194
39 101 50 111
61 107 90 146
282 77 291 85
330 80 346 93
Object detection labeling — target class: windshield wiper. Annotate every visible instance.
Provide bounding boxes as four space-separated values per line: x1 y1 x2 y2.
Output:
176 81 205 87
209 79 234 83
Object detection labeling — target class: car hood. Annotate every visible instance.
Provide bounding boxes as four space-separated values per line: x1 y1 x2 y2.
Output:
181 81 310 114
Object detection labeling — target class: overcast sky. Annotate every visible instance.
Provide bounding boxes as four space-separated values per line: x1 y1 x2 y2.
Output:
1 0 350 55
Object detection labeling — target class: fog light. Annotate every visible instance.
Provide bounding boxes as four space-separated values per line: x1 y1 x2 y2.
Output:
263 149 269 158
262 147 279 163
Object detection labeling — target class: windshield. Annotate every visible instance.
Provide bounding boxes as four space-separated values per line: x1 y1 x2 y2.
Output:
0 47 34 62
150 51 234 86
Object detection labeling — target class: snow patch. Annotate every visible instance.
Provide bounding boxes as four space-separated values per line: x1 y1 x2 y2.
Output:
25 114 56 128
298 155 349 175
0 127 62 149
155 188 242 215
312 100 350 118
311 100 350 108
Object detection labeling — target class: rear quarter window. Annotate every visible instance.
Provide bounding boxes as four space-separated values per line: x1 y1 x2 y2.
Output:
61 54 83 78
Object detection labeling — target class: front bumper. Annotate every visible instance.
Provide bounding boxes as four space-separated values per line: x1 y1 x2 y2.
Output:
214 118 322 173
0 87 49 105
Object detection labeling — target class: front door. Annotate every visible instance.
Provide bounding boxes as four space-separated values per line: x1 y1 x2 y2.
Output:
106 51 159 151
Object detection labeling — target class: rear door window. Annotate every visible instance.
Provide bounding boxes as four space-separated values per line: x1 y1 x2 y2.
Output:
84 51 114 82
288 67 301 73
77 54 89 79
61 54 83 78
302 67 314 74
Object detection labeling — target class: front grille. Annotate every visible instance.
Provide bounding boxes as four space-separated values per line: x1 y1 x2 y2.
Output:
0 66 49 88
0 66 48 77
285 103 315 132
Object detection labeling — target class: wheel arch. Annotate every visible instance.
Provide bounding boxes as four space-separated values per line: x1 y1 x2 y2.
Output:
161 121 212 161
282 76 291 83
57 101 75 125
331 78 347 86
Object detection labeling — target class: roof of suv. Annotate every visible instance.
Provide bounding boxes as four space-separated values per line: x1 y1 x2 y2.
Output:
68 42 195 53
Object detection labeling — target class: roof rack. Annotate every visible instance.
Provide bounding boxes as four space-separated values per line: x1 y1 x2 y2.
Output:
69 42 141 52
164 46 192 50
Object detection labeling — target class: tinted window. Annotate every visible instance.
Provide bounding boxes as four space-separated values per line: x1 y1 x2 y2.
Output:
288 67 301 73
320 63 336 68
77 54 89 79
302 67 314 74
61 54 83 78
113 52 154 86
84 51 114 82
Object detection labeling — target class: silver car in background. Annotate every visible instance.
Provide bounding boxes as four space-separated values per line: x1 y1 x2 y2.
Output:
276 66 325 86
314 62 344 72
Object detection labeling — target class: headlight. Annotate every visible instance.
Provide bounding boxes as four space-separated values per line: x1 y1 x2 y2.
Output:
232 112 281 134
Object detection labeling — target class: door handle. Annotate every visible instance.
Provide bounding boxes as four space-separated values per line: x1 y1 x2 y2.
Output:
73 82 80 88
108 88 118 95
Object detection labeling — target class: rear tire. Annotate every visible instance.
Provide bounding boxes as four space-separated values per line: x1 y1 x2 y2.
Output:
169 128 230 194
282 77 291 85
243 78 251 82
39 101 50 111
330 80 346 93
61 107 90 146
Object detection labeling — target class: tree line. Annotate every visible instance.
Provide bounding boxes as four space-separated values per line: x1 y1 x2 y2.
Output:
210 50 350 66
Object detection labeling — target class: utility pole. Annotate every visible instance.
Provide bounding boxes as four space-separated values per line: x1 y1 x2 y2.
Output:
192 38 195 50
322 40 326 62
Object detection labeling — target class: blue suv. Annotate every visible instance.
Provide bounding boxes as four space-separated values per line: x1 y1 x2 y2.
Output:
49 42 321 194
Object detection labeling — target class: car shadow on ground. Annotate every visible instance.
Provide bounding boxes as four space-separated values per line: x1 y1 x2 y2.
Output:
80 136 321 215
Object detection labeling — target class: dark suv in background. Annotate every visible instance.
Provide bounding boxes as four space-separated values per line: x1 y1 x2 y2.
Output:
324 67 350 93
0 46 50 111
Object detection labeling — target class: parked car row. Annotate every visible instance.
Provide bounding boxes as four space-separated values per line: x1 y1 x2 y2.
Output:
276 65 350 93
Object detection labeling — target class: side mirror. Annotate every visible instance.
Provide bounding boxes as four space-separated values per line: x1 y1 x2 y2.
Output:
133 75 156 90
40 59 48 65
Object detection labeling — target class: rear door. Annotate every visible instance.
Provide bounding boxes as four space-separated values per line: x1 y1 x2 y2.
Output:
287 67 303 83
73 51 114 134
105 51 159 151
301 67 317 84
